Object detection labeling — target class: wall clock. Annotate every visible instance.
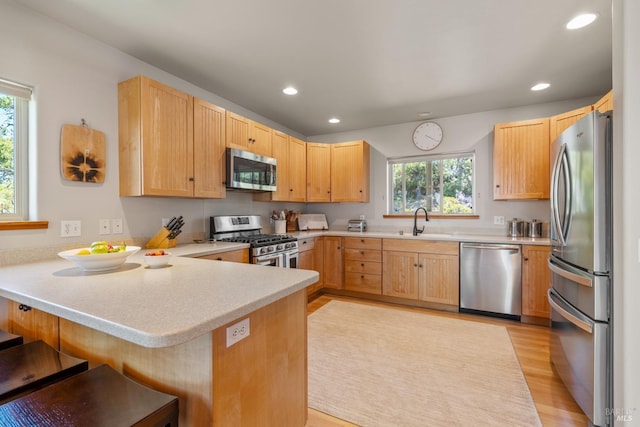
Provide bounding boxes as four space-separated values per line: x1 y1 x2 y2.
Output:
412 121 443 151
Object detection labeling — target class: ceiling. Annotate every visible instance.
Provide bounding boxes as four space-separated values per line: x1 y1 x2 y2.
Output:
17 0 612 136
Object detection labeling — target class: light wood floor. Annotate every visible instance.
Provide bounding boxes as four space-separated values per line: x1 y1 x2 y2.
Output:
305 294 588 427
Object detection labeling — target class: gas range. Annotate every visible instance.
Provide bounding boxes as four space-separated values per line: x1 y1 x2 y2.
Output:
210 215 298 268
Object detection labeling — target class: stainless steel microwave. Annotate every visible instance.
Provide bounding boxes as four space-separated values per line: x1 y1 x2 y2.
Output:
225 148 277 192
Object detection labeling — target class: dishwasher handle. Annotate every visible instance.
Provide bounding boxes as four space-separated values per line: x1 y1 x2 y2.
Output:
461 243 520 252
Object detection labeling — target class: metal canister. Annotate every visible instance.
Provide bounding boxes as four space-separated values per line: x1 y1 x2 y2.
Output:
517 220 529 237
529 219 543 237
507 218 519 237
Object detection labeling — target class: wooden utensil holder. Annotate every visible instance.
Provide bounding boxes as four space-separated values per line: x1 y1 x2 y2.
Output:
146 227 177 249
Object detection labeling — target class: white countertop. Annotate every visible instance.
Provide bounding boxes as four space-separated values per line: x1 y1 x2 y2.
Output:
0 242 318 348
289 229 551 246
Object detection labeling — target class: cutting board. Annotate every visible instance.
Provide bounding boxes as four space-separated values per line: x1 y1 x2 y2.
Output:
60 124 106 183
297 214 329 231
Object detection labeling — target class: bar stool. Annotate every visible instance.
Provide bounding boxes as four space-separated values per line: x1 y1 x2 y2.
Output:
0 330 22 351
0 340 88 404
0 364 179 426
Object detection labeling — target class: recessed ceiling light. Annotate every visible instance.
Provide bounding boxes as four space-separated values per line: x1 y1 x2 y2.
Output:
531 83 551 91
282 86 298 95
328 118 340 124
418 112 432 117
566 13 597 30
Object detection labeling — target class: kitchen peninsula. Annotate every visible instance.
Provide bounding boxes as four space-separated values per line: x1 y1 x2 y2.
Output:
0 244 319 426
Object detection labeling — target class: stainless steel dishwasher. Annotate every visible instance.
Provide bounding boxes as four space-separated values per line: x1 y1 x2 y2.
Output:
459 242 522 320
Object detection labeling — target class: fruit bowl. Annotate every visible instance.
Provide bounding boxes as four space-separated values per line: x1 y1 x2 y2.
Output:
144 250 172 268
58 246 141 272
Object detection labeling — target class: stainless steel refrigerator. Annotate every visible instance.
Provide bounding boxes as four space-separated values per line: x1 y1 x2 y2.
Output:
548 110 612 426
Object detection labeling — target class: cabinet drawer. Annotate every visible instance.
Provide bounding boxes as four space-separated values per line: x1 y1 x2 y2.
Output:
344 248 382 262
344 273 382 295
297 237 315 252
344 237 382 250
345 260 382 275
198 249 249 263
383 239 458 255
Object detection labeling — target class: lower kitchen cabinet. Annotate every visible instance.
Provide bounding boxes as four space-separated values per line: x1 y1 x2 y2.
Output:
299 237 324 295
382 239 459 308
521 245 552 324
197 248 249 263
323 236 343 289
343 237 382 295
7 301 59 349
418 253 459 305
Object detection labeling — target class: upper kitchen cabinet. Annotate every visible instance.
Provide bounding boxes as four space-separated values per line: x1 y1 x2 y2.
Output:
549 106 592 143
593 90 613 113
306 143 332 202
256 132 306 202
331 140 370 203
193 98 226 198
493 118 550 200
225 111 272 157
306 140 371 203
118 76 226 198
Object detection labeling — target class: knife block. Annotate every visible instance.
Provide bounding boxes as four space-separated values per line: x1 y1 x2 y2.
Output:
146 227 177 249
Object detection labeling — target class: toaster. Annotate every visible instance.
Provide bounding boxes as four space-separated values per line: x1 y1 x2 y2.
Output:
347 219 367 232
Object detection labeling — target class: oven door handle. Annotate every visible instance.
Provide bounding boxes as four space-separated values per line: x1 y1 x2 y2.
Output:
547 289 593 333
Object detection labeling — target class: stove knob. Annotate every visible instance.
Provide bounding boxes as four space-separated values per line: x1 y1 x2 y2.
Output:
290 242 297 249
276 244 284 251
267 246 275 253
260 247 267 255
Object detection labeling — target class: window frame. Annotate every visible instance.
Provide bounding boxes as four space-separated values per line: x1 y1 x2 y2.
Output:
386 151 476 216
0 78 31 222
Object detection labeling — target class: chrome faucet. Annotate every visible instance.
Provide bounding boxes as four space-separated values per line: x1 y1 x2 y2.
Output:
413 207 429 236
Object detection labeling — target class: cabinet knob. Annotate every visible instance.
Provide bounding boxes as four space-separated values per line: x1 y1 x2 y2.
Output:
419 264 423 268
524 257 529 261
216 257 222 261
188 177 194 182
361 275 364 279
496 184 500 188
18 304 31 312
290 188 293 192
361 251 365 255
361 263 364 267
360 239 365 243
413 263 418 267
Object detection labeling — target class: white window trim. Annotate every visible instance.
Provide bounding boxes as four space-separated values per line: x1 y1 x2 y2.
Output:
1 78 31 221
387 151 476 215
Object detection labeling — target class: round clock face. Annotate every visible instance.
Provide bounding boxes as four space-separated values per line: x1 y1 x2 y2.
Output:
412 121 443 151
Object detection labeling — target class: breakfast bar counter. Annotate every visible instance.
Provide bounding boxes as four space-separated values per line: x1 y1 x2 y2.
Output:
0 247 318 426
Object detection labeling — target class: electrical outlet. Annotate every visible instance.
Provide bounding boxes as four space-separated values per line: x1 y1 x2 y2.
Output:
112 218 123 234
60 220 81 237
226 318 250 348
494 216 505 225
99 219 111 235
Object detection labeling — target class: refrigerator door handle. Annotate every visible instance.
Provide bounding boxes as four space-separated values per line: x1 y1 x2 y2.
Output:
548 289 593 333
551 142 572 246
548 258 593 288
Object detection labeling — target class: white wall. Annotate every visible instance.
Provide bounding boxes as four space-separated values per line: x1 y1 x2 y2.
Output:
308 98 597 234
613 0 640 424
0 1 305 253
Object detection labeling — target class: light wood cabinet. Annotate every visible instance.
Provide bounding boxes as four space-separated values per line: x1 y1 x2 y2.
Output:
7 301 59 349
493 117 550 200
593 90 613 113
194 98 227 198
257 132 306 202
197 249 249 263
306 143 332 202
549 106 592 143
225 111 272 156
331 140 370 202
118 75 225 198
382 239 459 307
343 237 382 295
306 140 370 203
521 245 552 324
299 237 323 295
323 236 343 289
